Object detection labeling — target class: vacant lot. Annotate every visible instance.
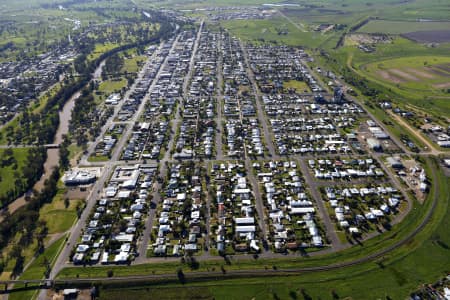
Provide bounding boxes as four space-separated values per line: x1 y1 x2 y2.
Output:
283 79 311 93
345 33 391 46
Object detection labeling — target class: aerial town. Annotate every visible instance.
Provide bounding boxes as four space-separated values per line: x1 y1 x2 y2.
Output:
0 0 449 299
58 24 427 265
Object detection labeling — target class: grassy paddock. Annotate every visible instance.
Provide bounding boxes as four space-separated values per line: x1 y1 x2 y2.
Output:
330 37 450 117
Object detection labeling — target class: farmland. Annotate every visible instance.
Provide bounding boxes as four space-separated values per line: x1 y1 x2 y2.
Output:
358 20 450 35
403 30 450 43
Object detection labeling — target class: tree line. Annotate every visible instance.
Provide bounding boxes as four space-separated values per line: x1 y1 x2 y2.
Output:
0 147 46 208
0 165 59 278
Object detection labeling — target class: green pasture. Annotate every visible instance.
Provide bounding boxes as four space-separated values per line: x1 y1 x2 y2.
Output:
331 37 450 116
39 193 82 234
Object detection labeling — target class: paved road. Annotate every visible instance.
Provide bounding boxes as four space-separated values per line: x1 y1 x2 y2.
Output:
46 32 181 284
244 159 269 243
239 40 279 159
79 43 166 166
48 163 113 280
48 159 441 285
298 158 342 250
214 35 224 160
136 23 204 262
18 157 439 291
134 35 183 263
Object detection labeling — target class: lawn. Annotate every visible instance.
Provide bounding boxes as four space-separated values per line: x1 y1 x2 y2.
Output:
39 195 82 234
122 55 146 73
99 78 128 94
68 143 83 162
88 155 110 162
283 80 311 93
94 78 128 104
88 43 121 62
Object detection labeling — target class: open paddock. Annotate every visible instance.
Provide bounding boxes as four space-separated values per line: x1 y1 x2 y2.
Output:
361 56 450 103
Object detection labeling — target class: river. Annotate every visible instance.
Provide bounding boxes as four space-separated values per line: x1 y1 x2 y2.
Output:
0 62 104 221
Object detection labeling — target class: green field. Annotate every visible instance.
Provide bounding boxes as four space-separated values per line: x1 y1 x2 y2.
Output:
88 155 110 162
362 55 450 94
89 43 122 62
221 18 327 48
0 175 82 282
94 78 128 104
283 80 311 93
357 55 450 116
326 35 450 117
39 193 82 234
122 54 146 73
